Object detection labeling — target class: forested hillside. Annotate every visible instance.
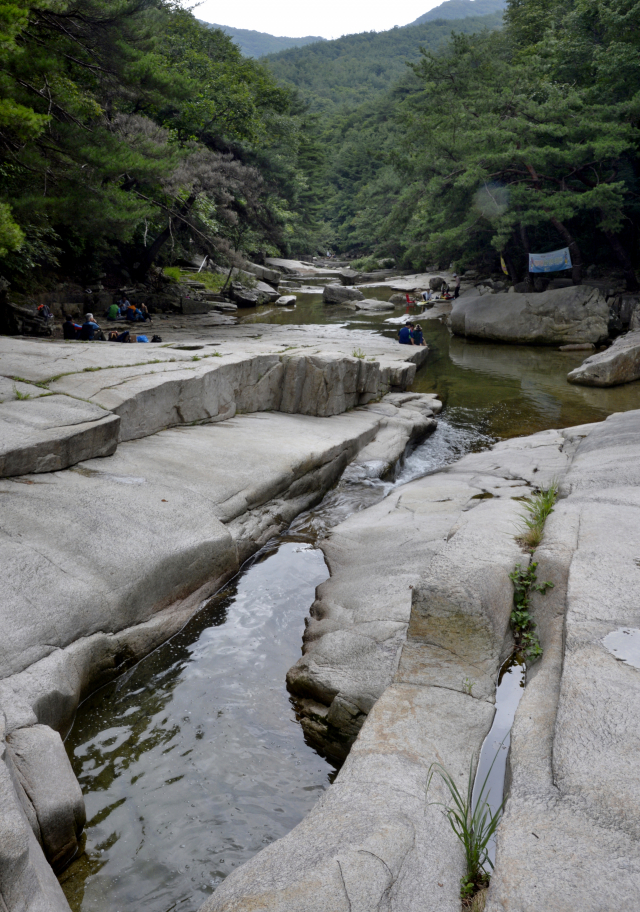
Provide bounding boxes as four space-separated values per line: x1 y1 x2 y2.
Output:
0 0 638 292
264 12 504 111
276 0 639 287
0 0 323 291
202 23 325 59
408 0 505 25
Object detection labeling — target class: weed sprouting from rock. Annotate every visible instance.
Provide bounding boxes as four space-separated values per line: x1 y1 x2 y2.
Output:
516 482 558 550
352 348 366 359
426 751 505 905
509 563 553 661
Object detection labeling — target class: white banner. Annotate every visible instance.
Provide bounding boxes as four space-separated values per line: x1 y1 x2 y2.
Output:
529 248 572 273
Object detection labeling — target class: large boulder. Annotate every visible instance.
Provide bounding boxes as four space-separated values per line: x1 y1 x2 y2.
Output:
567 330 640 386
449 285 609 345
322 285 364 304
429 276 447 291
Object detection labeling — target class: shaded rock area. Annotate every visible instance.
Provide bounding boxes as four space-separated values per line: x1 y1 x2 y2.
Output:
567 329 640 387
449 285 609 345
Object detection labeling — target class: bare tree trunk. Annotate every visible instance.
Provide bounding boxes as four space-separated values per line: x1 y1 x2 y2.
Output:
602 223 639 292
519 223 533 288
135 193 197 280
549 216 582 285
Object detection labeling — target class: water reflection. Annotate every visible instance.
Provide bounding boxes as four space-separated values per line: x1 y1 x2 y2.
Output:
61 544 332 912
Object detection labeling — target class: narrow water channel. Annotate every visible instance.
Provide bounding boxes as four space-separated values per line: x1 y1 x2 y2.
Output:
60 289 639 912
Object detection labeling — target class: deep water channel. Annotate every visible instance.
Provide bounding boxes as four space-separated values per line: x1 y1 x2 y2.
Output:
60 289 639 912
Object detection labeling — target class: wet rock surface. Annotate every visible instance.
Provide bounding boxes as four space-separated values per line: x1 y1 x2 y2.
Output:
449 285 609 345
567 329 640 386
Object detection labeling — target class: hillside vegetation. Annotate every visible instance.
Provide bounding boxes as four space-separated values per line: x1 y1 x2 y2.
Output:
270 0 639 288
202 23 325 59
265 12 504 111
0 0 638 293
409 0 505 25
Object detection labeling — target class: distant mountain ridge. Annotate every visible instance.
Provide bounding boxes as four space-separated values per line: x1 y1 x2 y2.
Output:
263 11 504 112
409 0 506 25
203 0 505 59
201 23 325 58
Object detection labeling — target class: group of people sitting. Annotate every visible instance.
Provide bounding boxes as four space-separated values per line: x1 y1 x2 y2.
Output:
397 322 426 346
63 312 157 343
106 295 152 323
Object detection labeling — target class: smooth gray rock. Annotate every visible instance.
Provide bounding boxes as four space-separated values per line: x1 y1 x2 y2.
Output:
567 330 640 386
322 285 364 304
486 412 640 911
6 725 85 871
274 295 296 306
351 298 394 312
0 729 70 912
0 395 119 477
449 285 609 345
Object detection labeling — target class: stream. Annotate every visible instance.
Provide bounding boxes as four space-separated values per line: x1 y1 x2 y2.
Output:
60 287 639 912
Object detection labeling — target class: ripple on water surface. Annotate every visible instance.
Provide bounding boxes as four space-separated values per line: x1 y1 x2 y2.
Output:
61 543 332 912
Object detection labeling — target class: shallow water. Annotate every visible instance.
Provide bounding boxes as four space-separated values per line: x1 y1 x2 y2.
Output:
61 289 638 912
472 657 526 868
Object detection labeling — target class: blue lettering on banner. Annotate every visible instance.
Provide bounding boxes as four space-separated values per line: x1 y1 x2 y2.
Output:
529 248 573 273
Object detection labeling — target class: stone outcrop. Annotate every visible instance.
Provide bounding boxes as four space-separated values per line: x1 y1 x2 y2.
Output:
0 327 427 476
275 295 296 306
0 370 438 912
202 411 640 912
203 425 583 912
0 396 119 477
567 329 640 386
449 285 609 345
287 426 571 761
486 410 640 911
322 285 364 304
351 298 394 312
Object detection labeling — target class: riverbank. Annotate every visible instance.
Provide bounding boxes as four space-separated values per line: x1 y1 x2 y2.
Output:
0 328 437 912
203 410 640 912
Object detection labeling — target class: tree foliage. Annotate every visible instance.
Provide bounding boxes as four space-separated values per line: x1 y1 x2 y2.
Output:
0 0 324 288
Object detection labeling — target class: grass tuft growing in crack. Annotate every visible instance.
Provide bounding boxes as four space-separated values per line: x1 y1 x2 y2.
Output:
426 751 505 906
516 482 558 550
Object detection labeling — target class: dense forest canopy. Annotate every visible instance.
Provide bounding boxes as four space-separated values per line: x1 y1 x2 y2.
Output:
292 0 639 284
0 0 638 291
0 0 324 289
264 13 505 112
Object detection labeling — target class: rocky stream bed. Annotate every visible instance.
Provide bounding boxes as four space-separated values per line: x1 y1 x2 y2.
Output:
1 268 640 912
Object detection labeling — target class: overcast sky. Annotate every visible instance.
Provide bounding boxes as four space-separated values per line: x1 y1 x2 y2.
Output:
194 0 445 39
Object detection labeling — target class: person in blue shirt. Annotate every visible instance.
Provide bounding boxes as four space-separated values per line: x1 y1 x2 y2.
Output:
78 313 101 341
397 322 415 345
411 324 426 346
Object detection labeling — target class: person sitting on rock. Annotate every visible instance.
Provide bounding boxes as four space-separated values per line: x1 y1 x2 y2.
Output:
106 301 121 321
411 323 426 346
125 303 139 321
78 313 101 341
118 293 131 310
62 314 82 339
398 322 415 345
138 303 152 322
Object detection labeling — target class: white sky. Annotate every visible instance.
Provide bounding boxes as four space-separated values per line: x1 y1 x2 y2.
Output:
193 0 446 39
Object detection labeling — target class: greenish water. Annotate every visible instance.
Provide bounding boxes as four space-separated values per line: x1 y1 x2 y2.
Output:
61 289 638 912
